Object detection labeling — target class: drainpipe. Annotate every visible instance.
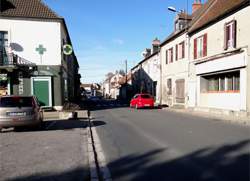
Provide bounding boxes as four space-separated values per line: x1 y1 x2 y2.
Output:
159 50 162 105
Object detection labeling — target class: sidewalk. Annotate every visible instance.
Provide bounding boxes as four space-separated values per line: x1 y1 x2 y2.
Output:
43 110 88 120
163 107 250 126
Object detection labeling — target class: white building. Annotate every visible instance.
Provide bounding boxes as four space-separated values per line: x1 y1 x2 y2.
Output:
0 0 80 110
131 38 161 103
188 0 250 115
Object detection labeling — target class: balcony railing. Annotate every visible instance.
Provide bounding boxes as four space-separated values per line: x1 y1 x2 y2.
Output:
0 47 36 67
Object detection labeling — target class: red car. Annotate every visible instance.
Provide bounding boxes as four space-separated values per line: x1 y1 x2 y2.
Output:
130 94 154 109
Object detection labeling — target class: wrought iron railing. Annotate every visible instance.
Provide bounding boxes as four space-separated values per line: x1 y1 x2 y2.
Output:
0 47 35 67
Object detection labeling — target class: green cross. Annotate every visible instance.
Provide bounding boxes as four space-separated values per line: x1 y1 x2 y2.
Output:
63 44 73 55
64 46 71 53
36 44 46 55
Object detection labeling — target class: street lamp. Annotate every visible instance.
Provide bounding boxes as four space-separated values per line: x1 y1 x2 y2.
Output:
167 6 181 13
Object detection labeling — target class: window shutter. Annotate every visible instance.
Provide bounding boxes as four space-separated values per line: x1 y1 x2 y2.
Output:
166 50 168 64
194 38 197 59
171 48 173 62
232 20 237 48
175 44 178 61
182 42 185 58
203 33 207 57
224 23 228 50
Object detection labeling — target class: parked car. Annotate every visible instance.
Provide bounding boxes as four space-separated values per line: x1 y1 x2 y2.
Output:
0 96 43 131
130 93 154 109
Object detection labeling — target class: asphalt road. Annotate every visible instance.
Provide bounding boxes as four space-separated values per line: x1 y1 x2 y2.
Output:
0 119 90 181
91 105 250 181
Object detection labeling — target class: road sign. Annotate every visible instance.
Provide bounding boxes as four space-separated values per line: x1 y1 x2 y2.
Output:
63 44 73 55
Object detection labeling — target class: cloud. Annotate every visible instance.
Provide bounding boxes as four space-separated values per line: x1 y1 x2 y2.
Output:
112 38 124 45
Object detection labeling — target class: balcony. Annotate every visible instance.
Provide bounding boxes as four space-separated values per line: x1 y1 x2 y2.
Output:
0 47 36 71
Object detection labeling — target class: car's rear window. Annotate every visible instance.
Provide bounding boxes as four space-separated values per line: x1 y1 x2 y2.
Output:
0 97 33 107
141 95 151 99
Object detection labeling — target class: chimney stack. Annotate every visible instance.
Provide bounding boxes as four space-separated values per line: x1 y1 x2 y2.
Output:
192 0 202 14
152 38 160 54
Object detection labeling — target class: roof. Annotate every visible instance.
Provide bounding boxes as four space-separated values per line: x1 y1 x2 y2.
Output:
131 50 159 71
177 12 192 20
160 28 186 47
188 0 249 34
0 0 61 19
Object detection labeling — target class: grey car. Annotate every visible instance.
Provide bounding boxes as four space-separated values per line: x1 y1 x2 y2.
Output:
0 96 43 131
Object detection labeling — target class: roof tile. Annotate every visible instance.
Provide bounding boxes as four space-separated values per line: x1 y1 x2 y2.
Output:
189 0 249 33
0 0 61 19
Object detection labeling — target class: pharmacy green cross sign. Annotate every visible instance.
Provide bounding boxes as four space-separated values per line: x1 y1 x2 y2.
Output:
63 44 73 55
36 44 46 55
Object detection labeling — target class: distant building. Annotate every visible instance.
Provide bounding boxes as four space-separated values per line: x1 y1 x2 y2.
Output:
131 38 161 103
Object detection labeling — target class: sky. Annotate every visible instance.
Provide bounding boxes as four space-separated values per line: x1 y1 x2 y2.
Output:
44 0 193 84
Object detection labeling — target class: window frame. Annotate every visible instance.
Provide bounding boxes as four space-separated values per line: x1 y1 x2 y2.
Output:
202 71 240 93
224 20 236 50
194 33 207 59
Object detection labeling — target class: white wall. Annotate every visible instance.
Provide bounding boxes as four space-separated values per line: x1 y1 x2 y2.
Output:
160 32 190 106
190 6 250 62
0 19 61 65
190 5 250 112
141 53 161 102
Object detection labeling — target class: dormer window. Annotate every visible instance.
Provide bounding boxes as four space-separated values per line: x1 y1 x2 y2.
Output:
224 20 236 50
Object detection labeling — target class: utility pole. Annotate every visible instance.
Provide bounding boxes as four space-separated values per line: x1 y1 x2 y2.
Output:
125 60 127 84
125 60 127 100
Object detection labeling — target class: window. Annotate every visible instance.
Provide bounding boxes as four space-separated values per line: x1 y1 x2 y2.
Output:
201 71 240 93
194 34 207 59
168 48 173 63
224 20 236 50
178 41 185 59
141 94 151 99
0 31 8 47
165 50 168 64
167 79 172 95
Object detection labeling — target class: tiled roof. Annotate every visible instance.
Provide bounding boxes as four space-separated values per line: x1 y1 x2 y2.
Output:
189 0 249 34
0 0 61 19
178 12 192 20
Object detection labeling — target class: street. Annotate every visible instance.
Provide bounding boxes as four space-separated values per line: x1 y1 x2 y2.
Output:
0 119 90 181
91 104 250 181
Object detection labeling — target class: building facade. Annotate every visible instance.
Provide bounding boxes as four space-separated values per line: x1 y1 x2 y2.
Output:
131 39 161 103
188 0 250 114
0 0 80 110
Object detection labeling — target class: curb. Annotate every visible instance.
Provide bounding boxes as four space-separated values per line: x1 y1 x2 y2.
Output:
87 114 112 181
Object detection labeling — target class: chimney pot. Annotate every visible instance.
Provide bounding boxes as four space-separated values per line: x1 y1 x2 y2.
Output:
192 0 202 14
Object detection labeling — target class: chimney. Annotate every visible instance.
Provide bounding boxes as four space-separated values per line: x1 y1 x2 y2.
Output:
142 48 151 58
192 0 202 14
152 38 160 54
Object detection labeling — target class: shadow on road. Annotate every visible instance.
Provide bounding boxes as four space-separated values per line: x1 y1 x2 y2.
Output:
1 119 107 133
7 167 90 181
108 140 250 181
